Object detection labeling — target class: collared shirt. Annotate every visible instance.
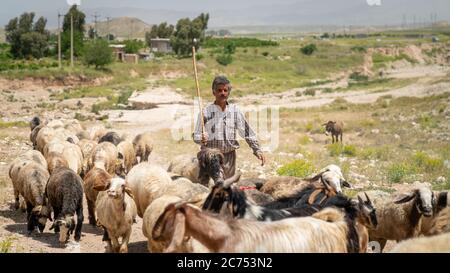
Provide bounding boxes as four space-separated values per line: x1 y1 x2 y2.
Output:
193 102 262 155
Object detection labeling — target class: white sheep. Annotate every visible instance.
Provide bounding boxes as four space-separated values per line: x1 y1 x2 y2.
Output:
89 141 119 176
133 132 153 162
77 139 97 178
126 163 208 218
116 140 137 176
167 155 200 184
96 177 137 253
420 191 449 236
9 150 48 209
389 232 450 253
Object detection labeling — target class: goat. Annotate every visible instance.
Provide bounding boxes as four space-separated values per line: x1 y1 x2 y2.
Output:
83 167 112 226
323 121 344 143
152 200 376 253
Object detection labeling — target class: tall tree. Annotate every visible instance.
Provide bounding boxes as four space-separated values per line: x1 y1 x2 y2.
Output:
171 13 209 56
4 12 49 59
62 5 86 57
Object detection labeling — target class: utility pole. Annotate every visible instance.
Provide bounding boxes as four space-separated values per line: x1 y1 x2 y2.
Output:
92 13 100 39
58 12 63 69
71 13 74 68
106 16 111 42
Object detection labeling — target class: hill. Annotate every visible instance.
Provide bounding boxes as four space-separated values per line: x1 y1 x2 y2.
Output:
87 17 153 40
0 28 5 43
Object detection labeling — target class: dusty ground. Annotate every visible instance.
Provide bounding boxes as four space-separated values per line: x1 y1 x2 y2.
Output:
0 58 448 253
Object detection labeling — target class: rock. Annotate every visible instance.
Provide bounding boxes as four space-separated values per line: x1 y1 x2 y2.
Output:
394 134 400 139
294 153 304 159
371 129 380 134
436 176 446 184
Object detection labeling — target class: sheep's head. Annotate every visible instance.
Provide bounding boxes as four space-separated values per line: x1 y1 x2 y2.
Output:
394 187 434 217
322 121 336 136
51 215 75 245
105 177 134 200
31 205 53 232
197 148 225 183
357 193 377 229
319 166 352 194
202 171 242 216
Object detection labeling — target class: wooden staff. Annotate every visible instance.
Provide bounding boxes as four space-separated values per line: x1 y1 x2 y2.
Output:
192 45 206 145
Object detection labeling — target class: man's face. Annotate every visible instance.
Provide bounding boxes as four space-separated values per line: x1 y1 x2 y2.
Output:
213 84 229 103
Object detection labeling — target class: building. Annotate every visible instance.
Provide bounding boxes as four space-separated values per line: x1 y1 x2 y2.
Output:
149 38 172 53
110 44 126 62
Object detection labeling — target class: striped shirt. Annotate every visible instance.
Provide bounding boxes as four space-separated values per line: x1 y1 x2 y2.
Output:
193 102 262 155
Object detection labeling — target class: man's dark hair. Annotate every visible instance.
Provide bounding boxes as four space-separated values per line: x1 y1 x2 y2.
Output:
212 76 232 93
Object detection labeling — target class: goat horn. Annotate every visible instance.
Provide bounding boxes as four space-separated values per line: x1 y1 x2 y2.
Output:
364 192 372 205
223 170 242 188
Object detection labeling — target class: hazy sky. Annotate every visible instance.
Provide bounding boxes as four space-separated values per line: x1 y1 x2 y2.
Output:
1 0 449 28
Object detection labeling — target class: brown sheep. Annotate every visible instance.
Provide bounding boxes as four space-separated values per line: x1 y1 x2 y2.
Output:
133 132 153 163
323 121 344 143
83 167 112 226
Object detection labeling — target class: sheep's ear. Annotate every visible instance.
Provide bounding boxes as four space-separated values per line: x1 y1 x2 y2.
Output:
394 192 416 204
124 186 134 199
197 150 207 168
118 152 124 160
322 123 328 126
94 180 110 191
342 180 352 188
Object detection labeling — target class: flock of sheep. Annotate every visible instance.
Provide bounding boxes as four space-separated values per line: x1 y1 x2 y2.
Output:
6 116 450 253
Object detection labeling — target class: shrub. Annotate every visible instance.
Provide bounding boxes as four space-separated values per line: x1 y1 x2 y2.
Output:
327 144 357 157
83 39 113 69
387 163 412 183
216 54 233 66
262 51 269 57
277 159 314 178
412 151 443 172
303 89 316 96
300 44 317 55
349 72 369 82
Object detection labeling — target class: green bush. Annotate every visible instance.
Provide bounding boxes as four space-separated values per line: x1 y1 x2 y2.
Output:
262 51 269 57
303 89 316 96
216 54 233 66
83 39 113 69
349 72 369 82
412 151 444 172
387 163 413 183
327 143 357 157
277 159 314 178
300 44 317 55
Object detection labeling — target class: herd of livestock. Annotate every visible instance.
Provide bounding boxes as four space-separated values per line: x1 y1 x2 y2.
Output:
6 116 450 253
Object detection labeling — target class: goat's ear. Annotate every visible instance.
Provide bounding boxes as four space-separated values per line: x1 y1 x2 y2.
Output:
342 180 352 188
94 180 110 191
164 212 186 253
152 203 177 240
364 192 373 206
218 153 225 165
197 150 207 168
394 192 416 204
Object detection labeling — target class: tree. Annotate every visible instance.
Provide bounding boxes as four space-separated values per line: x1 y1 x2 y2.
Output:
171 13 209 56
145 22 174 48
300 44 317 55
4 12 49 59
124 39 144 54
62 5 86 57
83 39 112 69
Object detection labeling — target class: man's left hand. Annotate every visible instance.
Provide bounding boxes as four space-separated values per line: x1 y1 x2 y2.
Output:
257 153 266 166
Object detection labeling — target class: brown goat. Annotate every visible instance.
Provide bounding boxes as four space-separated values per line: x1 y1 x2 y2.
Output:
323 121 344 143
84 167 112 226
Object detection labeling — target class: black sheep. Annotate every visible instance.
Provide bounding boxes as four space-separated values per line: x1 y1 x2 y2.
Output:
46 167 84 245
98 131 122 146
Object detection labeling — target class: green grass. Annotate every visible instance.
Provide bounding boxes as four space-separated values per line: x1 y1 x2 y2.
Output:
327 143 357 157
277 159 315 178
0 121 28 129
387 162 415 183
0 236 15 253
